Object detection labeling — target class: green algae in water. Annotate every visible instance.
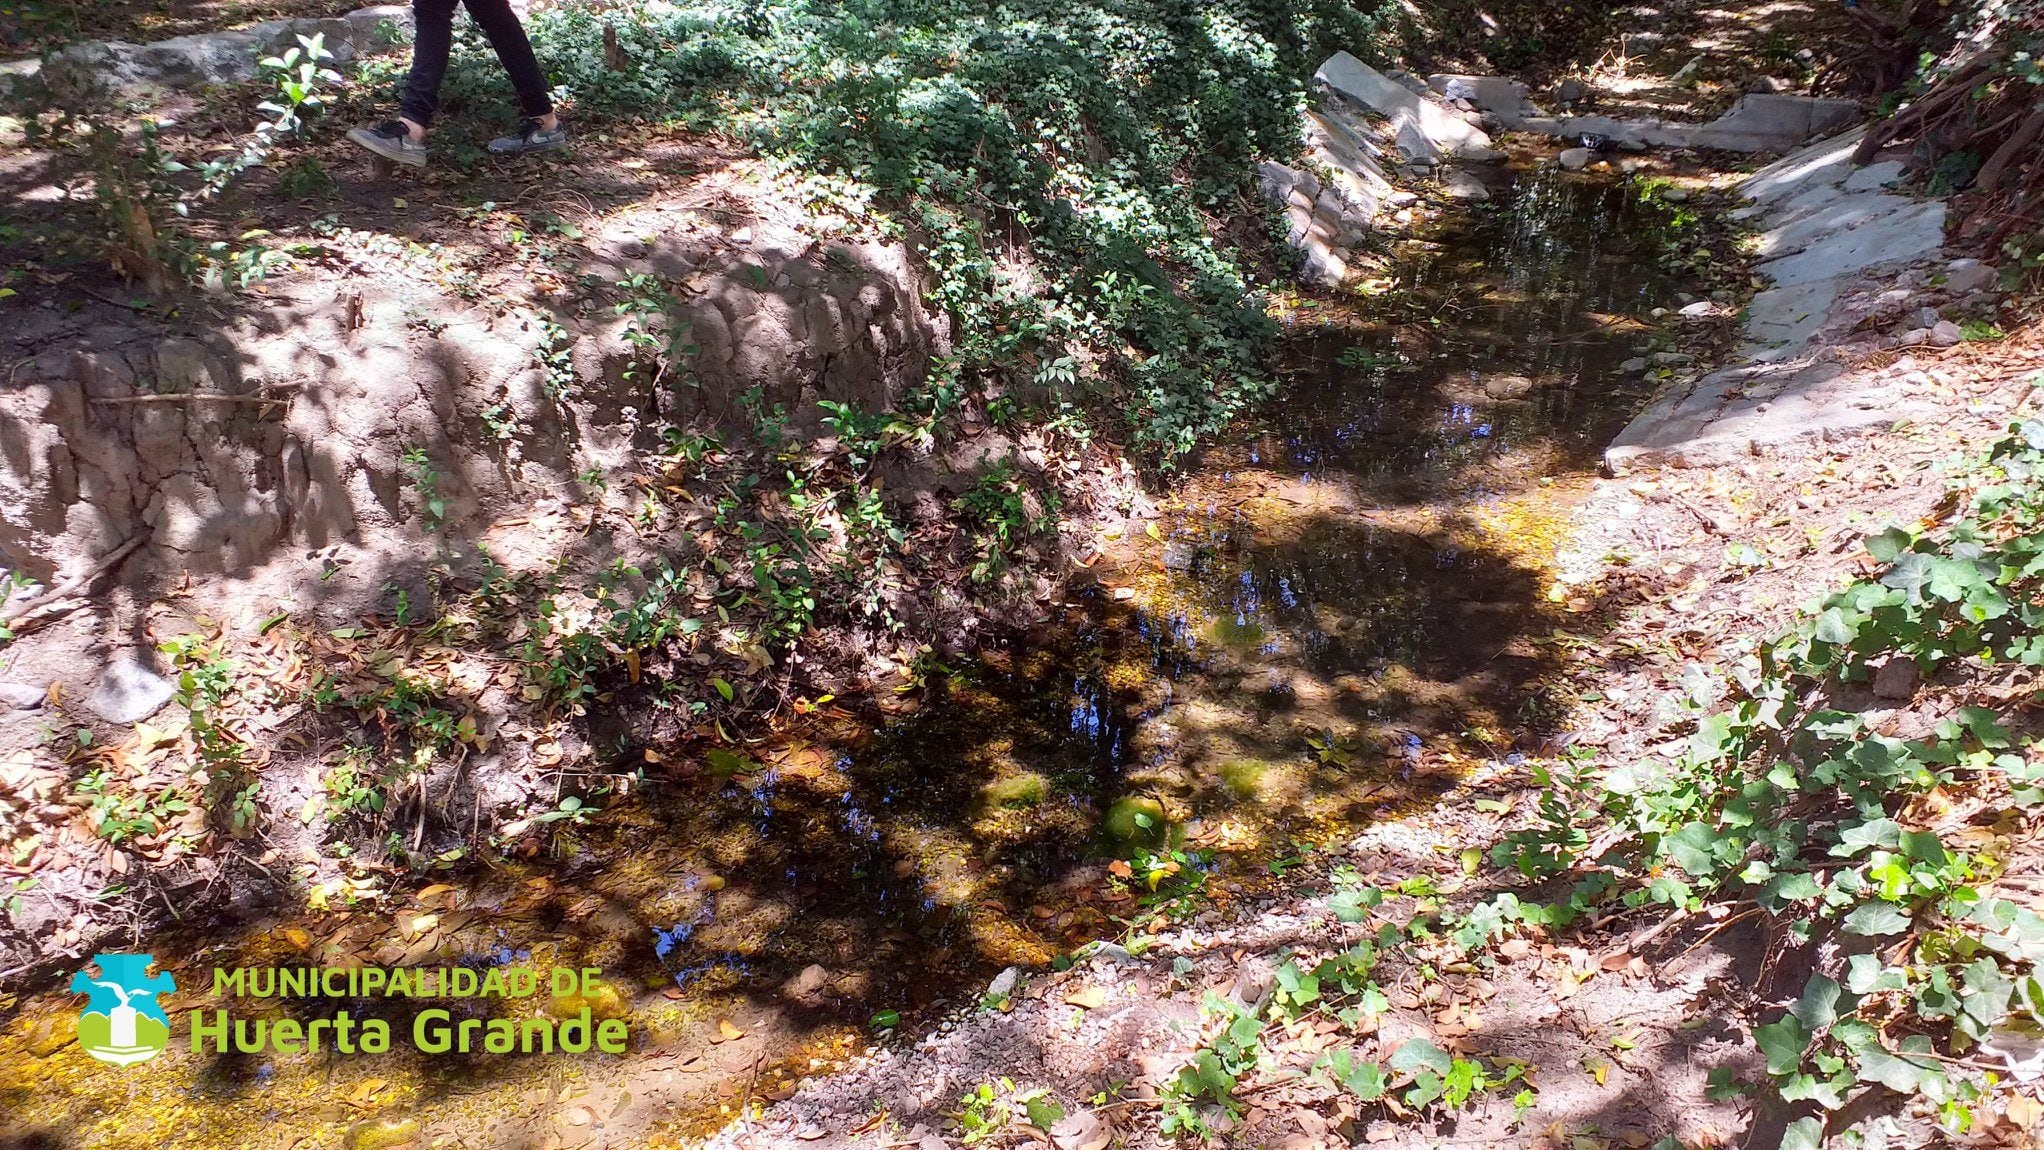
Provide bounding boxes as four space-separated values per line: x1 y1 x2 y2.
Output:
1208 613 1267 650
982 772 1049 810
1103 795 1169 845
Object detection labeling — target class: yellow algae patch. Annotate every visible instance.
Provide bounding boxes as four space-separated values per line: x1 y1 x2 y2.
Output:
347 1118 423 1150
1099 658 1150 695
549 980 630 1021
1215 758 1310 809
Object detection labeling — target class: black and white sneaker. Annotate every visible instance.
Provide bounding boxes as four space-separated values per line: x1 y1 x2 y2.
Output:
347 120 427 167
488 118 568 156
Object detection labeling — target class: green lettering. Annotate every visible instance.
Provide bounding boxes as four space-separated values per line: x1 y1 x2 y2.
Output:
558 1008 591 1053
414 1008 452 1053
190 1008 229 1052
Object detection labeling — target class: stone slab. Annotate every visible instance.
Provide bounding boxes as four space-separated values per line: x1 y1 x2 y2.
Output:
1316 51 1501 162
1425 73 1531 116
1752 201 1946 287
1738 129 1863 203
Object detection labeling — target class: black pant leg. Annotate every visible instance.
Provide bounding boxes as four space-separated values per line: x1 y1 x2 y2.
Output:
398 0 461 126
462 0 555 119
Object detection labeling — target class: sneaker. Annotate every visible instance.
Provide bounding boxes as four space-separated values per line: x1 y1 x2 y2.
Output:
488 118 568 156
347 120 427 167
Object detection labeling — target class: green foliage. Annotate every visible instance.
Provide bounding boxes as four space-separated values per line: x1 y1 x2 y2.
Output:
536 316 575 403
34 34 342 291
401 446 448 533
321 742 391 819
1481 419 2044 1137
955 461 1059 583
1159 993 1265 1137
436 0 1413 463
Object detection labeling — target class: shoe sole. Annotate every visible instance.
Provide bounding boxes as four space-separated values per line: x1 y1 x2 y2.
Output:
348 128 426 168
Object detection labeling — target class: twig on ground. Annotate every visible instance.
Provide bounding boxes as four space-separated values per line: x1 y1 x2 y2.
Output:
0 533 149 630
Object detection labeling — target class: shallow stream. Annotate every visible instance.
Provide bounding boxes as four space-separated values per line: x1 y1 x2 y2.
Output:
0 161 1691 1149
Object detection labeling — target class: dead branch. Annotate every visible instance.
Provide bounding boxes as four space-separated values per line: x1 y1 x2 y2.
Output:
0 532 149 629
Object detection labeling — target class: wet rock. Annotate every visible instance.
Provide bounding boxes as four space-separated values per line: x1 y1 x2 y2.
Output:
1426 73 1531 117
1929 320 1964 347
1619 357 1649 374
86 652 175 725
1439 168 1490 201
1873 657 1921 700
1394 120 1442 165
1894 327 1930 347
782 964 835 1008
345 1118 423 1150
1661 186 1691 203
1558 147 1594 171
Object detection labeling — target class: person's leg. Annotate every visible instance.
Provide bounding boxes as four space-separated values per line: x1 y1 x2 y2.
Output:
461 0 555 127
397 0 462 136
348 0 454 165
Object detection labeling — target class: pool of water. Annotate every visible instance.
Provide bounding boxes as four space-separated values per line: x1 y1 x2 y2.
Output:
0 162 1688 1149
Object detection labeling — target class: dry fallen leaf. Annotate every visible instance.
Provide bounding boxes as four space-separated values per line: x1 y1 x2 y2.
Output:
713 1019 745 1042
1063 985 1108 1009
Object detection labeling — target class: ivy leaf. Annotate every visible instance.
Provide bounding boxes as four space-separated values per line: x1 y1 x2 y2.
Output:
1864 527 1913 563
1761 871 1823 908
1855 1045 1927 1092
1389 1038 1453 1077
1881 552 1935 599
1780 1116 1825 1150
1832 817 1901 857
1755 1016 1811 1076
1666 822 1722 877
1023 1096 1065 1130
1961 958 2014 1030
1813 607 1860 645
1333 1053 1386 1100
1845 954 1906 994
1791 974 1844 1031
1842 901 1912 937
1328 888 1372 922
